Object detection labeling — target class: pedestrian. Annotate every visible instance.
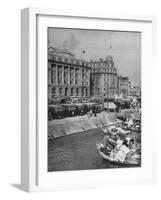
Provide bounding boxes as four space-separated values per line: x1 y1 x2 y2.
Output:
89 109 93 117
72 110 74 117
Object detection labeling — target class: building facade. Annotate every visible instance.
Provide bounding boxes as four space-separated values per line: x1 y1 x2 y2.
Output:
48 47 138 101
89 56 118 99
117 76 129 97
48 47 91 101
128 81 141 97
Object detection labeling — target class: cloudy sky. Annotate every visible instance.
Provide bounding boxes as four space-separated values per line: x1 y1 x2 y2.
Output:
48 28 141 85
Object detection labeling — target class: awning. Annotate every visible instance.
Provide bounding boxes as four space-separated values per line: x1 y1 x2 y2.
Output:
51 97 70 104
48 105 64 112
107 102 117 109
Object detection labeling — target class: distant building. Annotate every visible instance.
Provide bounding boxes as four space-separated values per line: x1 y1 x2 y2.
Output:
117 76 129 97
89 56 118 99
48 47 91 100
128 81 141 97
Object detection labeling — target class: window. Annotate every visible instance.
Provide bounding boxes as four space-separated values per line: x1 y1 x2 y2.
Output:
59 88 62 95
65 88 68 96
86 89 88 96
52 87 56 95
64 58 68 62
71 88 74 96
70 59 73 63
58 57 62 62
76 88 79 96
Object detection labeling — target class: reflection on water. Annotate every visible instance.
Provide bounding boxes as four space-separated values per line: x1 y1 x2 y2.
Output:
48 128 141 172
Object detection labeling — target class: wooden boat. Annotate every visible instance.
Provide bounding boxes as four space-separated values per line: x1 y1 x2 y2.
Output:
96 143 140 165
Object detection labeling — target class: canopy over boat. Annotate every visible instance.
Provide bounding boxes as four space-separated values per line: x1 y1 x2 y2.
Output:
107 126 130 135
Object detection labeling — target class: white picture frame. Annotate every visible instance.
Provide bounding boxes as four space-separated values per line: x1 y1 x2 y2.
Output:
21 7 157 192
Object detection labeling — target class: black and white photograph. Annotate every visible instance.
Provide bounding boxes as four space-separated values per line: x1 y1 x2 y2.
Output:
48 28 141 172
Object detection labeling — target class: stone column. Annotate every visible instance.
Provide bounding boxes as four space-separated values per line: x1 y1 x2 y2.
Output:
79 87 81 96
55 65 58 85
73 67 75 85
79 69 81 86
56 87 59 96
62 65 64 85
48 67 51 85
68 66 70 85
74 87 76 96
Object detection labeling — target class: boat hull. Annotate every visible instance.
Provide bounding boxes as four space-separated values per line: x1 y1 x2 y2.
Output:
96 143 140 165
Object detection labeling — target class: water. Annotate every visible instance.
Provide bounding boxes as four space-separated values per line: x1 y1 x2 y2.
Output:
48 128 141 172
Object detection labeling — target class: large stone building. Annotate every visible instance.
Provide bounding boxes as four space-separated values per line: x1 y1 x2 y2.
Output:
48 47 135 101
89 56 118 99
48 47 91 100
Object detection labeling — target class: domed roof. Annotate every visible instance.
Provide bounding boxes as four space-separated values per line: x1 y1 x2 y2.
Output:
105 56 114 67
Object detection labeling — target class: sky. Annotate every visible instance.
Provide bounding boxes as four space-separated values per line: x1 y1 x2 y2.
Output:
48 28 141 86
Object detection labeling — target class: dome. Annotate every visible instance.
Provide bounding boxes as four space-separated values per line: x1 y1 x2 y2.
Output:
105 56 114 67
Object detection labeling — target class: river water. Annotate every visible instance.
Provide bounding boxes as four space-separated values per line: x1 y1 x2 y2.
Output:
48 128 141 172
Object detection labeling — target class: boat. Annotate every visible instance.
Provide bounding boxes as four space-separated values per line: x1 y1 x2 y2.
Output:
105 126 131 135
121 117 141 132
96 143 140 165
121 124 141 132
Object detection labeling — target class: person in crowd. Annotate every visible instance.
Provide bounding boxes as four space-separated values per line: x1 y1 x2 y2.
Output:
72 110 74 117
87 109 93 118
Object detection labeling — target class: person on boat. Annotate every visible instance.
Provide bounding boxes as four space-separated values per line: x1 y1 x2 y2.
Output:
109 134 121 158
114 139 130 163
102 127 108 134
115 134 123 149
129 138 135 150
124 118 133 129
103 134 117 152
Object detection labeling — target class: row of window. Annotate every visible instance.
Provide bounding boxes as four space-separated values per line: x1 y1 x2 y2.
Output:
90 62 114 68
51 87 89 97
91 68 117 73
50 64 89 73
120 82 128 87
49 73 89 86
96 87 116 92
48 54 89 67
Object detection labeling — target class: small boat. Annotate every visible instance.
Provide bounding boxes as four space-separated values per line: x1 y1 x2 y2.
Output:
121 123 141 132
96 143 140 165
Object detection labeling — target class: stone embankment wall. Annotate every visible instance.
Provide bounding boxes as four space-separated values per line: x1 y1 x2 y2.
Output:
48 112 121 139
